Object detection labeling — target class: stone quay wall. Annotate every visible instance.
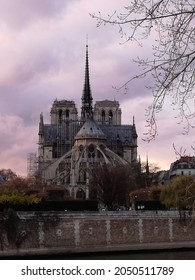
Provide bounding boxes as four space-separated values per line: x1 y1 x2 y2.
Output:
0 211 195 257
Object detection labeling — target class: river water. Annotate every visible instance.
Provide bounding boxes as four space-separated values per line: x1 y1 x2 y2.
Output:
46 248 195 260
1 248 195 260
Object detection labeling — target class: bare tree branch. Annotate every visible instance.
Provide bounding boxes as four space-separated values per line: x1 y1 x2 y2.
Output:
90 0 195 140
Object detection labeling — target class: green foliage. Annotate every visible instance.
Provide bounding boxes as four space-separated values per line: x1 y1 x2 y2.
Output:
0 168 43 207
160 176 195 210
130 185 161 203
0 188 39 205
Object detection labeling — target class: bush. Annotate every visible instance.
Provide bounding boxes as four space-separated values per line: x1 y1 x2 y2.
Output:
0 200 99 212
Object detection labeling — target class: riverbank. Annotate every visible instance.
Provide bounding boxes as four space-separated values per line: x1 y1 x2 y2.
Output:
0 211 195 258
1 244 195 260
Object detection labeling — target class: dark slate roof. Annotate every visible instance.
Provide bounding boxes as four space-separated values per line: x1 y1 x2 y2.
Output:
43 122 134 146
44 125 57 144
100 124 133 145
75 118 106 140
43 122 81 145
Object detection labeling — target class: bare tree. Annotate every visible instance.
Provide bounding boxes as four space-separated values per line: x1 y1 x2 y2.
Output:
91 0 195 140
141 161 161 173
89 164 137 209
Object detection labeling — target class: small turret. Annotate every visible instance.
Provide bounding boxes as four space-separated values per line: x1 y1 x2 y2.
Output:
38 112 44 144
132 116 138 138
39 112 44 133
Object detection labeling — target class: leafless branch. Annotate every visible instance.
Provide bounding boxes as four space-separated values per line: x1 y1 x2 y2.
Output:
91 0 195 139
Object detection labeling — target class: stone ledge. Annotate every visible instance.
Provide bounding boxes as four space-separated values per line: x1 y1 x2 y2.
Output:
1 241 195 258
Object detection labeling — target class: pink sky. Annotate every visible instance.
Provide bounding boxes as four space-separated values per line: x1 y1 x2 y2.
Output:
0 0 194 176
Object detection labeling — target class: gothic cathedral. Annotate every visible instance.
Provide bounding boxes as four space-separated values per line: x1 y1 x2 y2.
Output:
37 44 138 199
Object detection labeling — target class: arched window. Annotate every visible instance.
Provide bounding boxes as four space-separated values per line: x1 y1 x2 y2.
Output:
76 188 86 200
58 109 62 123
88 144 95 158
101 110 105 124
79 169 86 183
59 161 65 173
65 109 69 118
108 110 113 124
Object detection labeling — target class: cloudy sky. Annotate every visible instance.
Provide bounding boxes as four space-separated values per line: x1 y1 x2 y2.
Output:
0 0 194 176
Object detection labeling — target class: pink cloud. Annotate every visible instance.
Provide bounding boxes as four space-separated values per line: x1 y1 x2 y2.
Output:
0 0 71 29
0 0 193 176
0 114 37 175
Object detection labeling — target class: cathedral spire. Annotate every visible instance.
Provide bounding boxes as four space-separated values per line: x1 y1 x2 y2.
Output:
81 42 93 121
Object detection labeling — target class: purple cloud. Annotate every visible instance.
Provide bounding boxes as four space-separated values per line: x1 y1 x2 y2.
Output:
0 0 193 176
0 0 72 29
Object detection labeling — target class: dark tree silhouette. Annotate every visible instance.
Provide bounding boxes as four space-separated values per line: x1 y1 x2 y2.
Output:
89 164 137 209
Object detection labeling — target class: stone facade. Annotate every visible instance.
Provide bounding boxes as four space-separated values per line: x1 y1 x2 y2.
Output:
169 156 195 179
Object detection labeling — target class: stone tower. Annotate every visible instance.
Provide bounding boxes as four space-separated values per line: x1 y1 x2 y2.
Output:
93 100 121 125
50 99 78 125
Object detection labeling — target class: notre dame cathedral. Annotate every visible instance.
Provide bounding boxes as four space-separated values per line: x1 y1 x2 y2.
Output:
37 44 138 199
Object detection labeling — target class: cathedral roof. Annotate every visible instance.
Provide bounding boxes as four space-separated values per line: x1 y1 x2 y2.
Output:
74 118 106 140
100 124 134 145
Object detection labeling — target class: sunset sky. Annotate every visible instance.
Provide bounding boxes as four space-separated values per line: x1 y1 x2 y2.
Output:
0 0 194 176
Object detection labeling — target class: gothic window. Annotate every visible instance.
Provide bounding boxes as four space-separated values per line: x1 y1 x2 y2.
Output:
65 109 69 118
79 169 86 183
108 110 113 124
97 150 103 158
79 145 84 151
116 133 121 143
101 110 105 124
58 109 62 123
53 145 58 158
88 144 95 158
59 161 65 173
76 188 86 199
65 122 70 140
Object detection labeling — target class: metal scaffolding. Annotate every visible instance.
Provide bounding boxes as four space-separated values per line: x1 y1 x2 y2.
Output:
27 153 38 177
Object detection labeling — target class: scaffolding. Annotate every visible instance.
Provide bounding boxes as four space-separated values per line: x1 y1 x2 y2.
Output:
56 119 81 159
27 153 38 177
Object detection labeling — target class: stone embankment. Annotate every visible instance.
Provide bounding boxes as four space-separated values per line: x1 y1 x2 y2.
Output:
0 211 195 257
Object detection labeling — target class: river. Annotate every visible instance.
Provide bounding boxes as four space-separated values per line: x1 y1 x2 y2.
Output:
1 248 195 260
29 248 195 260
61 249 195 260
